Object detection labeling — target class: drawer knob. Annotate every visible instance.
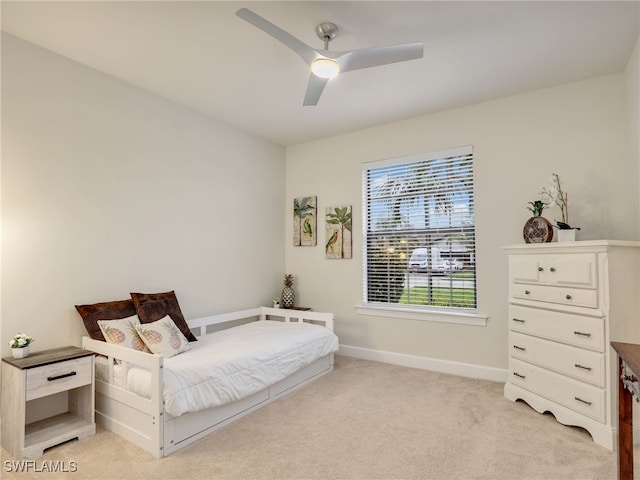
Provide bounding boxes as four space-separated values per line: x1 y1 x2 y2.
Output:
524 290 530 295
574 396 592 406
513 372 526 379
513 345 526 351
47 371 77 382
565 294 572 300
549 267 556 272
538 267 543 272
574 364 592 371
574 331 592 338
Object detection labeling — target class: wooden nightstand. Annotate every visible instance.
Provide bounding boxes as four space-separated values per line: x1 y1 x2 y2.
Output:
1 346 96 459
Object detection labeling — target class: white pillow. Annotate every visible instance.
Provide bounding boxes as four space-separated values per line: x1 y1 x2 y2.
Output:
135 315 191 357
98 315 150 353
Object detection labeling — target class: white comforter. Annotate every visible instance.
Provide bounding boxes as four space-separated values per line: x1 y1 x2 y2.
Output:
105 320 338 417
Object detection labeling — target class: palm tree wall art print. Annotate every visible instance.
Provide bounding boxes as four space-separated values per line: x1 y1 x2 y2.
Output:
325 205 352 259
293 196 317 246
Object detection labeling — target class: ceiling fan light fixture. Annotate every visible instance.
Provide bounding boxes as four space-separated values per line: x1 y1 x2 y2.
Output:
236 8 423 105
311 58 340 79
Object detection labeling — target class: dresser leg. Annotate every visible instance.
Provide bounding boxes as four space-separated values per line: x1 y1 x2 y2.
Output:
618 359 634 480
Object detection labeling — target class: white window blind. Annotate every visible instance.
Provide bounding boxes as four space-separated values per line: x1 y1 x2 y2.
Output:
362 146 476 312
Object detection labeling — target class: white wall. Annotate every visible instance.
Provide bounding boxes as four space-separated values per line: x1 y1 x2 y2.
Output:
285 73 637 371
625 35 640 332
1 34 286 356
3 31 637 374
626 36 640 238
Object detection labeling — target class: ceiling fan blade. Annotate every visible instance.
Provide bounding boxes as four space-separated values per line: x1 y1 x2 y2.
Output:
236 8 318 66
336 42 423 73
302 74 330 106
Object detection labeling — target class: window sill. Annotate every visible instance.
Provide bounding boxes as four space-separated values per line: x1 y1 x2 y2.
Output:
355 304 488 327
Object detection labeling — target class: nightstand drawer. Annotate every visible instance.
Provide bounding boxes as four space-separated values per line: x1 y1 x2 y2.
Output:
26 357 92 401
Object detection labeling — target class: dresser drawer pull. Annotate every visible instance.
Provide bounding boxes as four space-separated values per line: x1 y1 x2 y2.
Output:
574 364 592 371
573 331 592 338
47 371 77 382
565 294 572 300
574 396 592 406
524 290 530 295
512 318 525 323
513 345 526 351
549 267 556 272
538 267 543 272
513 372 526 379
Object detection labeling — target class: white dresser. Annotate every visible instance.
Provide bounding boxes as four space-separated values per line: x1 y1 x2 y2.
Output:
504 240 640 450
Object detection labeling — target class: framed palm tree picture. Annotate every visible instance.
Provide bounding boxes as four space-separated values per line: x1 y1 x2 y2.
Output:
293 196 316 246
325 205 352 259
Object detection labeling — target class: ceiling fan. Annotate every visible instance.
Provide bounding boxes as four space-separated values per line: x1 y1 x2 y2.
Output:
236 8 424 106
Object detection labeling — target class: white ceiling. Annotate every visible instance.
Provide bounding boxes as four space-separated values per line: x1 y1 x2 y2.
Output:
2 1 639 146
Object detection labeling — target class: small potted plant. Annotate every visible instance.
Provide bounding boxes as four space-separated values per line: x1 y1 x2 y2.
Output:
540 173 580 241
272 298 280 309
9 333 34 358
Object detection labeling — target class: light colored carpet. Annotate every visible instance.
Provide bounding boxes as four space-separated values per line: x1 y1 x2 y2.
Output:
2 355 638 479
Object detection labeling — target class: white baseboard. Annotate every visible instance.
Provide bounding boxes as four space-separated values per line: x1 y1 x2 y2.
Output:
338 344 508 383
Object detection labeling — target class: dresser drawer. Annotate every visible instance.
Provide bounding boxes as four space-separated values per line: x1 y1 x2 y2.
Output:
510 253 597 288
509 305 604 352
26 357 92 401
511 283 598 308
509 358 605 423
509 332 605 387
541 254 597 287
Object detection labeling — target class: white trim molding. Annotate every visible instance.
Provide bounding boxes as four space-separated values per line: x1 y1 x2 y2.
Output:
338 344 507 383
355 304 488 327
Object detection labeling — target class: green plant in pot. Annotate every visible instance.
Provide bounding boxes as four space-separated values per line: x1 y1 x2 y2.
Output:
9 333 34 358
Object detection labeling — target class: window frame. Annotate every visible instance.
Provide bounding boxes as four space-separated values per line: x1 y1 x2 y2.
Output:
359 146 485 326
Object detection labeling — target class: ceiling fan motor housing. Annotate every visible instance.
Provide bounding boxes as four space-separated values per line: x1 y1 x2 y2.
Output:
316 22 338 49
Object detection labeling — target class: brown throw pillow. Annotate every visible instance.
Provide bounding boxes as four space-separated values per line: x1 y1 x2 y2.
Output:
75 299 137 342
130 291 197 342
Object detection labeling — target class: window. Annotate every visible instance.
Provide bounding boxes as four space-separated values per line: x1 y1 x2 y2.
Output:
362 146 476 314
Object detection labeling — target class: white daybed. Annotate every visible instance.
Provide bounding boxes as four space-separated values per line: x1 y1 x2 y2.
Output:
81 306 337 457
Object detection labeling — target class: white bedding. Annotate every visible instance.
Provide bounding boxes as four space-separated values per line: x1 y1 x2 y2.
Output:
96 320 338 417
